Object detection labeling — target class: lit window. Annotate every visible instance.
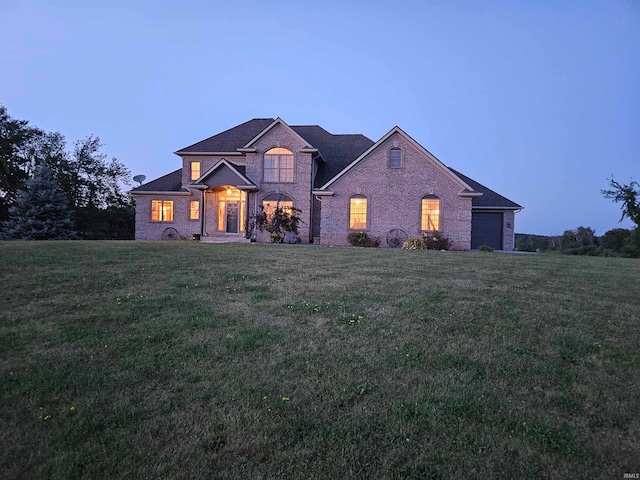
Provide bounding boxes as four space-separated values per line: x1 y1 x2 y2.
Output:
264 147 294 182
217 187 246 232
350 195 367 229
189 201 199 220
421 196 440 231
191 161 201 181
262 193 293 218
151 200 173 222
389 148 402 168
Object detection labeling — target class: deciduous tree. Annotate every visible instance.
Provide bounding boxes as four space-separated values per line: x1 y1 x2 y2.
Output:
602 178 640 228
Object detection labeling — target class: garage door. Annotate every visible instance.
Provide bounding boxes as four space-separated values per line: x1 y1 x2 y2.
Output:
472 212 503 250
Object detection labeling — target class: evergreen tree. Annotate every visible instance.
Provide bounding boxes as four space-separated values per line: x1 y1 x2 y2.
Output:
2 164 77 240
0 104 42 221
1 104 134 238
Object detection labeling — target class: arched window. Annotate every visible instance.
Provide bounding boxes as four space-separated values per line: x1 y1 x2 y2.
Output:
421 195 440 231
388 148 402 168
350 195 367 230
262 193 294 218
264 147 294 182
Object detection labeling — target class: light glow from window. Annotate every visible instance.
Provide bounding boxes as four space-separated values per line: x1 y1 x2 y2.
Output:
421 197 440 231
262 193 294 220
151 200 173 222
217 187 246 232
189 201 199 220
350 195 367 229
191 161 201 181
264 148 294 182
262 201 294 217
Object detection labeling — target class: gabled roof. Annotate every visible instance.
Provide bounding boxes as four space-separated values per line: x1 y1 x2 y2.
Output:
242 117 314 150
290 125 374 188
191 159 257 189
449 169 522 209
175 118 275 154
318 126 477 195
141 119 521 211
174 118 375 188
130 169 186 194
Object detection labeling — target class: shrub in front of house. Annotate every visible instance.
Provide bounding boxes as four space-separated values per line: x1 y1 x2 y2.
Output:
347 232 380 247
283 232 300 244
253 206 303 243
423 231 452 250
269 234 284 243
402 238 428 250
479 245 494 252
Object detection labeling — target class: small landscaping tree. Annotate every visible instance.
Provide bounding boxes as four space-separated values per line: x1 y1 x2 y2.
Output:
2 164 77 240
252 205 302 243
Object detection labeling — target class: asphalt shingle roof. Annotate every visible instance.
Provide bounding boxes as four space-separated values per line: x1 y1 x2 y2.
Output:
289 125 374 188
175 118 276 153
130 169 184 192
135 119 521 210
450 168 522 209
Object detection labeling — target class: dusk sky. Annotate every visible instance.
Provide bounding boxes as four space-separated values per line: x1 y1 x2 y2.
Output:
1 0 638 235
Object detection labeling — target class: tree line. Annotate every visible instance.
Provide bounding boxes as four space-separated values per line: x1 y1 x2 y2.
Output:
516 178 640 257
0 104 134 239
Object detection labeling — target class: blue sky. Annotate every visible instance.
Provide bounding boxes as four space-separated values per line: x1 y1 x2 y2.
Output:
1 0 638 235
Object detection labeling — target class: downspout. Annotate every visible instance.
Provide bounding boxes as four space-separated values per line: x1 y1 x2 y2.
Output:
200 189 206 237
309 152 320 243
252 191 258 242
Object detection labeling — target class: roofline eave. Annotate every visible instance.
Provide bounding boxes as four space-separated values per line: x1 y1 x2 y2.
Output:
312 190 334 196
472 205 523 211
174 151 244 156
129 190 192 196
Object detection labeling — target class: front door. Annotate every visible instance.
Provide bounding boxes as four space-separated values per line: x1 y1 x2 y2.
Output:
226 203 239 233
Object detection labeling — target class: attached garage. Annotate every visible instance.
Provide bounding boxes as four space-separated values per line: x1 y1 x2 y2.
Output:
472 211 503 250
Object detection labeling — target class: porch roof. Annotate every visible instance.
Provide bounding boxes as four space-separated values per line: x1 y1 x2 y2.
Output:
190 160 258 190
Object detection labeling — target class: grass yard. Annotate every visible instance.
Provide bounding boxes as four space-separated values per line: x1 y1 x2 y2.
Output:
1 241 639 479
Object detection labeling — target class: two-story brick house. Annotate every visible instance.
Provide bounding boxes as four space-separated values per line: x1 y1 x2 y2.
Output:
131 118 521 249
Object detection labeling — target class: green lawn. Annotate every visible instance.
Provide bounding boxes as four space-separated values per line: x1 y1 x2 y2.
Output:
1 241 639 479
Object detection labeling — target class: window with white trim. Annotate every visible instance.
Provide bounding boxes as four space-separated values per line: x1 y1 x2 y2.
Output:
388 148 402 168
151 200 173 222
349 195 367 229
421 195 440 231
262 193 294 218
189 201 199 220
264 148 294 182
190 161 201 181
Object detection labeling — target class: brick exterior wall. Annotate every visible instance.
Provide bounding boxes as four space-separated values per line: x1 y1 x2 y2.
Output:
135 123 317 242
244 123 314 243
134 121 517 247
134 194 199 240
181 155 247 186
502 210 515 251
319 132 473 249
